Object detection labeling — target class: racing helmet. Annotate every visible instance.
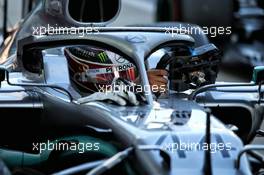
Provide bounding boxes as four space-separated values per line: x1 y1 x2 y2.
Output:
64 46 137 93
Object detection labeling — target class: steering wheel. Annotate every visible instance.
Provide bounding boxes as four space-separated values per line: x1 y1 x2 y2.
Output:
156 43 221 92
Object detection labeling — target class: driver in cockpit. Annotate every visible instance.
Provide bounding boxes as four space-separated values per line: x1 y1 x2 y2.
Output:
64 46 168 94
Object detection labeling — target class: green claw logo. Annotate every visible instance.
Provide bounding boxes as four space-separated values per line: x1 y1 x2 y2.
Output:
98 52 108 62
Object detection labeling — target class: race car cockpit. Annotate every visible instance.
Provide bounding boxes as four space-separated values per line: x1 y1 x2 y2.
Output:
1 0 264 175
14 31 220 106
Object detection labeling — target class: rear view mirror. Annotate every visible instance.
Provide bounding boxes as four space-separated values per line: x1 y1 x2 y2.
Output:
252 66 264 84
68 0 120 23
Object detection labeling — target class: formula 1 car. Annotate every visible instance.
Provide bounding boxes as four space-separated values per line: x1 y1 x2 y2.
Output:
0 0 264 175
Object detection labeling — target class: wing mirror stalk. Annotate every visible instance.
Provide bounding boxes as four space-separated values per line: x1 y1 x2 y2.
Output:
190 66 264 100
0 66 73 102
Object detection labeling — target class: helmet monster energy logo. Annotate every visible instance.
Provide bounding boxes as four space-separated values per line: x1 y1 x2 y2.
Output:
98 52 108 62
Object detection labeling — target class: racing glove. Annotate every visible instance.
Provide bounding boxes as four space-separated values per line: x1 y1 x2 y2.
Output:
77 78 140 106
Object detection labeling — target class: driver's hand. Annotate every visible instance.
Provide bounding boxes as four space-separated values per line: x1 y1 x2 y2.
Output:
147 69 168 93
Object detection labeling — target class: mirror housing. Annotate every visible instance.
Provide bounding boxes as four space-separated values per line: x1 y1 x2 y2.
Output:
252 66 264 84
45 0 121 26
68 0 120 23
